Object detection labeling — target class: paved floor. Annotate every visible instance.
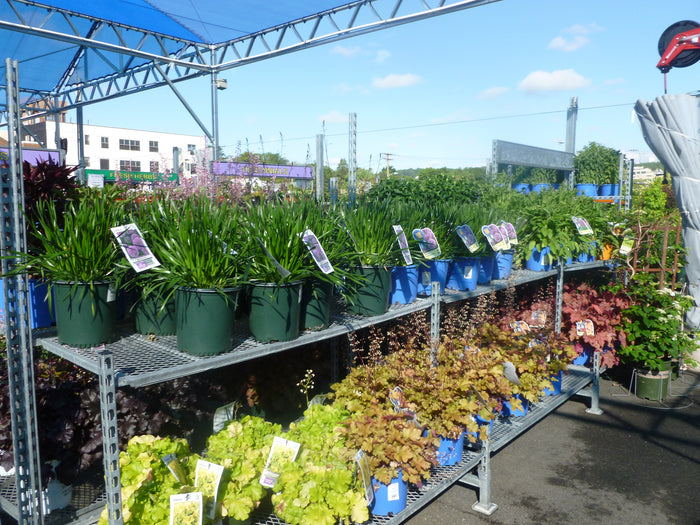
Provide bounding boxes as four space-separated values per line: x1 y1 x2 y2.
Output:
407 370 700 525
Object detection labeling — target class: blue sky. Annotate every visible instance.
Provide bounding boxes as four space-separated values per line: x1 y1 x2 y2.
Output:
80 0 700 170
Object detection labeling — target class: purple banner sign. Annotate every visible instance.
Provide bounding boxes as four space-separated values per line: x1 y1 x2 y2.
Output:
212 161 313 179
0 148 62 165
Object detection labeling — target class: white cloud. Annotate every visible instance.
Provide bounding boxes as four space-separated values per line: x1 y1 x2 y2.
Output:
478 86 509 100
548 35 589 52
372 73 422 89
330 44 361 57
375 49 391 64
518 69 592 93
319 110 347 124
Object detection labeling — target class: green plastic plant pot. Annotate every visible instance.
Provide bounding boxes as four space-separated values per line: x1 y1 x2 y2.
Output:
634 361 671 401
52 281 116 348
347 266 392 317
299 278 333 332
175 287 239 356
249 281 303 343
134 290 176 336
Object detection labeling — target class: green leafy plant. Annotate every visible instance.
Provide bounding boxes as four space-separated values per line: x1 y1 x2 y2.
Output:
619 274 697 371
341 201 400 267
574 142 620 185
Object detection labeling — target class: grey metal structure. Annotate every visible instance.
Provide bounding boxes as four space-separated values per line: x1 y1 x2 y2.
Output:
492 139 575 172
1 58 43 525
348 112 358 205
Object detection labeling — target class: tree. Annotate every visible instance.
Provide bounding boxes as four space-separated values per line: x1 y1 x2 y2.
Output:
574 142 620 185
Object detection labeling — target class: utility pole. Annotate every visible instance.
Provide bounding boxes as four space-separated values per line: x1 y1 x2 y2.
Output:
381 153 393 179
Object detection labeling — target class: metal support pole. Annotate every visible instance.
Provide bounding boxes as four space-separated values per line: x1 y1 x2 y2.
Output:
315 134 324 202
99 352 123 525
348 112 357 206
555 263 564 334
565 96 578 155
458 429 497 515
585 351 604 415
211 68 220 160
76 102 86 184
430 281 440 367
2 58 44 525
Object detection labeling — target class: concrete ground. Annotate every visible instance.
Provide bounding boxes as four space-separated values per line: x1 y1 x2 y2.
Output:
407 370 700 525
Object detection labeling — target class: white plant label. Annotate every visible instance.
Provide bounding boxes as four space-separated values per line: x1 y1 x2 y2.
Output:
412 227 441 260
169 492 202 525
393 225 413 265
300 229 334 274
500 221 519 244
456 224 479 253
463 266 473 279
572 216 594 235
260 436 301 488
387 481 400 501
195 459 224 519
481 224 510 251
355 450 374 506
111 223 160 272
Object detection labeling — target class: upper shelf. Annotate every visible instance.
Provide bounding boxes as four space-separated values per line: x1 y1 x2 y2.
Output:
34 261 608 388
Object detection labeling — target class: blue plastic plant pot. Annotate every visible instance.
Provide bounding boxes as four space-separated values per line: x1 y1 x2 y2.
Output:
477 256 495 284
530 183 551 193
492 250 514 280
543 371 563 396
389 265 418 304
370 471 408 517
417 259 450 296
512 183 530 194
469 415 495 443
434 432 464 466
501 394 529 417
0 278 54 329
525 247 553 272
598 183 619 196
572 343 593 366
575 183 598 197
446 257 479 291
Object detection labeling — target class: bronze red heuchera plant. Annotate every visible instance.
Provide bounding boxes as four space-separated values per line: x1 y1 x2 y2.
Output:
561 282 630 368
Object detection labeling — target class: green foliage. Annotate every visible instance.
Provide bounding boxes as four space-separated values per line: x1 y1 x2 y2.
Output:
574 142 620 185
636 178 668 219
340 201 399 266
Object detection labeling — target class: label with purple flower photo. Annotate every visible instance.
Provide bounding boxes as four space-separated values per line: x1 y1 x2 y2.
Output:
111 223 161 272
481 224 510 251
455 224 479 253
300 229 334 274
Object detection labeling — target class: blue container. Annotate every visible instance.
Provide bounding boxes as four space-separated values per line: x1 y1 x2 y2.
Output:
512 183 530 194
530 183 551 193
526 247 553 271
543 371 563 396
434 432 464 466
477 255 494 284
389 265 418 304
469 415 494 442
492 250 514 280
446 257 479 291
598 183 619 196
572 343 593 366
502 394 529 417
575 183 598 197
370 471 408 516
417 259 450 296
0 278 54 329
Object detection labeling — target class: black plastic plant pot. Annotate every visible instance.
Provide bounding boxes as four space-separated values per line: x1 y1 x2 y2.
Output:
53 281 116 348
347 266 392 317
134 290 176 336
249 280 303 343
299 278 333 332
175 286 239 356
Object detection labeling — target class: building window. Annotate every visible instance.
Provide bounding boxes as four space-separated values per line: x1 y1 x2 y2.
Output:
100 158 109 170
149 140 159 153
150 161 159 173
84 157 90 167
101 136 109 149
119 160 141 172
84 135 90 145
119 139 140 151
187 144 196 154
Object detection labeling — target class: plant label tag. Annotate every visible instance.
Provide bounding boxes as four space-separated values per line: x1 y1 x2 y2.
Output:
500 221 518 244
572 217 594 235
393 225 413 265
111 223 161 272
355 450 374 506
387 481 400 501
584 319 595 336
412 228 441 259
106 282 116 303
481 224 510 251
299 229 334 274
260 436 301 488
530 310 547 327
170 492 202 525
86 173 104 188
619 236 634 255
195 459 224 519
162 453 188 484
456 224 480 253
212 402 238 433
576 321 586 336
463 266 473 279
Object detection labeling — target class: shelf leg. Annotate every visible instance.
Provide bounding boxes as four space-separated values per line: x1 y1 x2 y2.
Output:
458 437 498 516
430 281 440 367
585 351 604 415
99 352 124 525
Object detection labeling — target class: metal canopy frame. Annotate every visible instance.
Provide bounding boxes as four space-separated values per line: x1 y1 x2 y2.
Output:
1 0 502 121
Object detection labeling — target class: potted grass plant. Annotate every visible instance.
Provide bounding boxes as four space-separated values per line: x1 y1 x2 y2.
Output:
340 201 399 317
146 194 252 355
13 188 126 347
413 204 456 296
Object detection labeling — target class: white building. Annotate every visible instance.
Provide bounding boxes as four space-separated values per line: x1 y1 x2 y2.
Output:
21 119 207 177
